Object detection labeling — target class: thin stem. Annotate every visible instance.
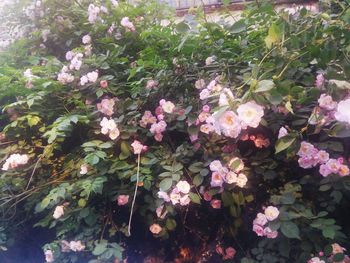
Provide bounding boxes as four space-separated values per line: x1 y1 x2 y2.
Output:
25 156 42 190
127 153 141 236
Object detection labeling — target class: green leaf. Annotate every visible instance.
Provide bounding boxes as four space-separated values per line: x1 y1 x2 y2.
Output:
193 174 203 186
255 80 275 93
275 136 296 154
230 19 246 33
322 226 335 239
281 221 300 239
333 253 345 262
265 23 282 49
92 242 108 256
166 218 177 231
176 22 190 33
189 192 201 204
159 178 173 191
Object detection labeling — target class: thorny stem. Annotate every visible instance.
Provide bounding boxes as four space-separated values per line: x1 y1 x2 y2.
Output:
127 153 141 236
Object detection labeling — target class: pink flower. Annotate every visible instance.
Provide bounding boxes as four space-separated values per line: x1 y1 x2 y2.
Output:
158 191 170 202
179 194 191 206
57 72 74 84
97 98 115 116
339 165 350 176
297 141 318 157
121 17 135 31
202 105 210 112
100 80 108 88
326 158 341 173
253 224 265 236
146 79 158 89
80 75 89 86
205 56 215 65
253 213 268 226
210 199 221 209
278 127 288 139
199 88 210 100
210 172 224 187
2 154 29 171
160 100 175 114
131 140 147 154
219 88 234 106
298 156 318 169
88 4 100 24
219 111 242 138
65 51 75 61
315 73 325 88
318 94 337 110
149 224 162 234
264 227 278 239
335 99 350 125
156 205 168 219
237 101 264 128
224 171 238 184
316 150 329 164
223 247 236 260
209 160 223 172
200 123 214 134
140 111 157 127
100 117 117 134
82 34 91 44
176 181 191 194
203 191 212 201
319 164 332 177
80 164 88 175
154 133 163 142
44 250 54 263
308 257 325 263
264 206 279 221
117 195 129 206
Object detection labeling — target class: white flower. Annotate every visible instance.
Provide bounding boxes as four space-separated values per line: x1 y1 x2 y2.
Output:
264 206 279 221
335 99 350 125
58 72 74 85
318 94 337 110
195 79 205 90
111 0 119 6
199 89 210 100
69 241 85 252
44 250 54 263
176 180 190 194
309 257 325 263
108 128 120 140
53 205 64 219
161 101 175 114
149 223 162 234
224 171 238 184
121 17 135 31
205 56 215 66
219 111 242 138
65 51 75 61
2 154 29 171
87 71 98 83
82 34 91 44
80 164 88 175
236 173 247 188
209 160 223 172
80 75 89 86
237 101 264 128
278 127 288 139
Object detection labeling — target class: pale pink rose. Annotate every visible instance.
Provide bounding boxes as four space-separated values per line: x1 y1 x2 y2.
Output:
53 205 64 219
318 94 337 111
100 117 117 134
309 257 325 263
297 141 318 157
121 17 135 31
131 140 146 154
82 34 91 44
200 124 214 134
326 158 341 173
88 4 100 24
65 51 75 61
253 224 265 236
2 154 29 171
199 88 210 100
319 164 332 177
160 100 175 114
158 191 170 202
100 80 108 88
97 98 115 116
211 172 224 187
332 243 345 254
219 111 242 138
202 105 210 112
223 247 236 260
179 194 191 206
117 195 129 206
69 54 83 71
44 250 54 263
335 99 350 125
170 191 181 205
176 181 191 194
338 165 350 176
210 199 221 209
236 173 248 188
237 101 264 128
264 206 279 221
154 133 163 142
58 72 74 84
69 241 85 252
198 112 210 123
316 150 329 164
80 75 89 86
146 79 158 89
60 240 71 252
298 156 318 169
224 171 238 184
149 223 162 234
189 133 198 142
219 88 234 106
80 164 88 175
315 73 325 88
253 213 268 226
278 127 288 139
209 160 223 172
195 79 205 89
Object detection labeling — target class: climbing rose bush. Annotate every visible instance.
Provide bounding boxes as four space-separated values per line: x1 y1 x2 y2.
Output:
0 0 350 262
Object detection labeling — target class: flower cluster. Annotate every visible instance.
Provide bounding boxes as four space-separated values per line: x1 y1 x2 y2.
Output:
80 71 98 85
88 4 107 24
2 153 29 171
241 133 270 148
97 98 115 116
297 141 349 177
216 245 236 260
252 206 279 239
131 140 148 154
121 17 135 32
158 180 191 206
100 117 120 140
209 159 247 188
